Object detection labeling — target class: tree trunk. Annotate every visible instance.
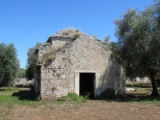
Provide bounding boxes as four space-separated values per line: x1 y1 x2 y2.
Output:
150 72 159 96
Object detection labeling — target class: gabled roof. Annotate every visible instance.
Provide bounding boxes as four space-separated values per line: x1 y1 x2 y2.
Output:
37 29 108 65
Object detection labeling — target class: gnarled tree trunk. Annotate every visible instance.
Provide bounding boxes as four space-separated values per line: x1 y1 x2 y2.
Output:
150 72 159 96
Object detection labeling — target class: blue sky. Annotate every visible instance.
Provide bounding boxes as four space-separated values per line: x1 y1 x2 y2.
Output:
0 0 154 68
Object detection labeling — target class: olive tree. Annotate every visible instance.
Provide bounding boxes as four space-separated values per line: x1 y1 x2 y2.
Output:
115 1 160 96
0 43 19 86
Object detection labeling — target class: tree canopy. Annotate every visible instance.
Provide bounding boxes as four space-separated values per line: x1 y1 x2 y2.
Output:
17 68 26 78
26 43 42 80
0 43 19 86
114 0 160 96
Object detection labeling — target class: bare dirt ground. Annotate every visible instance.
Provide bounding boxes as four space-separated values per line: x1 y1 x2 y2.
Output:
8 100 160 120
2 83 160 120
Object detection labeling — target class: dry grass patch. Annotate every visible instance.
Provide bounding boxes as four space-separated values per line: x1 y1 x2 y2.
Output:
56 28 82 40
38 48 59 64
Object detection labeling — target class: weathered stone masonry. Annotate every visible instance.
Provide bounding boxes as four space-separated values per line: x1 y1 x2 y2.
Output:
34 30 125 100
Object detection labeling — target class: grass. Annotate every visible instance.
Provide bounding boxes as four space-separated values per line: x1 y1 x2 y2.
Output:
0 87 43 120
58 92 88 103
0 87 42 106
0 88 89 106
140 99 160 105
0 88 89 119
125 82 160 105
0 94 40 106
0 87 41 107
0 87 18 93
1 84 160 119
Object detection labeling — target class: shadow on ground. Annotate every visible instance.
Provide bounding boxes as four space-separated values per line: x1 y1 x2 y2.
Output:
94 93 160 102
12 88 39 101
0 89 7 92
11 83 160 102
12 90 160 102
123 93 160 102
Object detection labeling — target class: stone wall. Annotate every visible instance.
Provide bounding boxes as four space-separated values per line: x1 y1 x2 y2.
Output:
36 34 125 99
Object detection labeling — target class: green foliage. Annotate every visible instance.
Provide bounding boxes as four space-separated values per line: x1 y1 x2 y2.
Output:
26 43 42 80
140 100 160 105
0 43 19 86
115 7 160 77
58 92 88 103
0 87 41 107
114 1 160 96
26 47 36 80
16 68 26 78
102 36 121 60
103 35 110 46
102 35 113 51
110 42 121 60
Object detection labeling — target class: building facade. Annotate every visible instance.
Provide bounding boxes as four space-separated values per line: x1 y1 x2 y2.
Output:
34 30 125 100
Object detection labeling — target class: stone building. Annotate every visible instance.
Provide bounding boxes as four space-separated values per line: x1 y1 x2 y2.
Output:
34 29 125 100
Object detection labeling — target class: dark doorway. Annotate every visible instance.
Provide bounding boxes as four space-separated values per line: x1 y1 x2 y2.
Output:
79 73 95 99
